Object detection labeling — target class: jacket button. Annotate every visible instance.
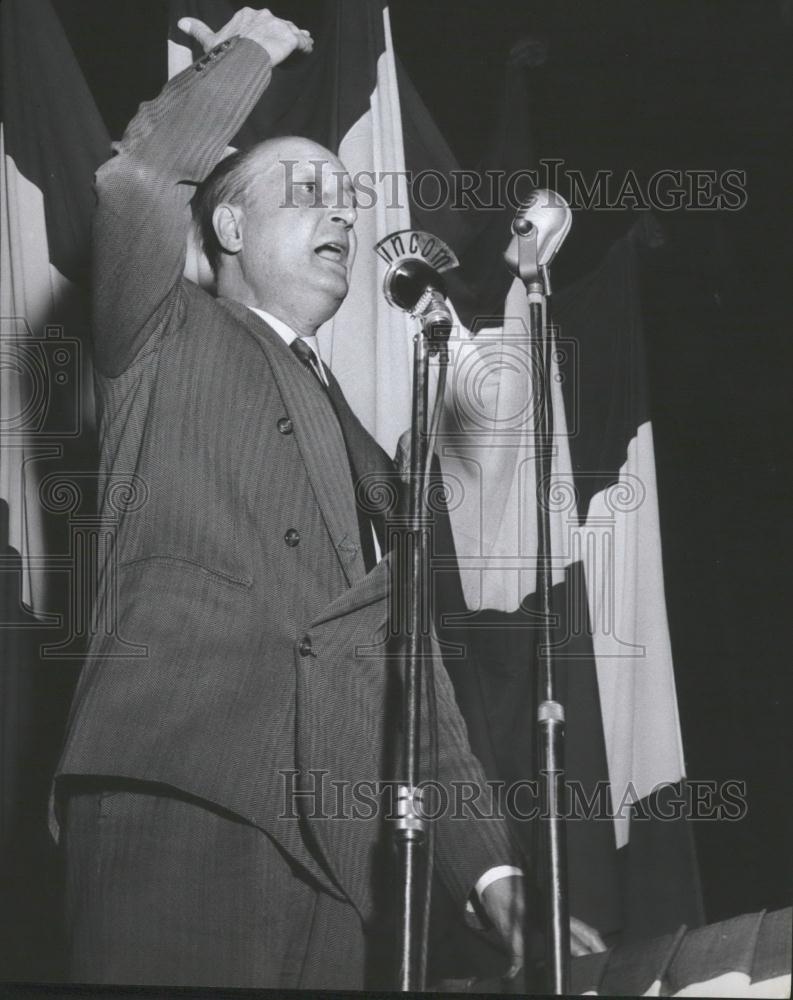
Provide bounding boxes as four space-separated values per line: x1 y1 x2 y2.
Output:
284 528 300 547
277 417 293 435
298 635 313 657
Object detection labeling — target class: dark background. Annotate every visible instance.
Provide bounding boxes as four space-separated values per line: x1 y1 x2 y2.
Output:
47 0 793 929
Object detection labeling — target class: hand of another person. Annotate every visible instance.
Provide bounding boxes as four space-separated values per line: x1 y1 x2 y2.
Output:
178 6 313 66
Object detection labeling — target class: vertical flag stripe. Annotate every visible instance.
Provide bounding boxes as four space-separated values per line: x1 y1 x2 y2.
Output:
1 0 107 613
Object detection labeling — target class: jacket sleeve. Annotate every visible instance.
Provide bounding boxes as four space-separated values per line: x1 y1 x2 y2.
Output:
427 631 526 910
91 36 273 377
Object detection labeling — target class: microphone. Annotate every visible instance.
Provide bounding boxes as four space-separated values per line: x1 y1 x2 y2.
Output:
504 189 572 290
384 258 453 339
374 229 459 343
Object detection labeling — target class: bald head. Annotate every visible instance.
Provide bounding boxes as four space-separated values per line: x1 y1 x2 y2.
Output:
191 135 358 335
247 135 348 179
193 137 345 275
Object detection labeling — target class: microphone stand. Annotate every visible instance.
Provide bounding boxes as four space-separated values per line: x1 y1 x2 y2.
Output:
394 313 448 992
508 215 570 994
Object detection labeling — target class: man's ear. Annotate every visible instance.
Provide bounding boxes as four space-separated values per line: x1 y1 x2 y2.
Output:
212 202 244 256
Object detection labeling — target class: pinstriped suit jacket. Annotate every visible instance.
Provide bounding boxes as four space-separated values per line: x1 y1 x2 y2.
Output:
55 35 517 922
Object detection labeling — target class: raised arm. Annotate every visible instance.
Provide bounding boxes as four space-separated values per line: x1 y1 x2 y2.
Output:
91 9 312 375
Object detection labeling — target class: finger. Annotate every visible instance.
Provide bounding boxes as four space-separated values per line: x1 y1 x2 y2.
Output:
505 959 523 980
570 918 607 954
570 936 588 958
295 31 314 53
177 17 216 50
579 928 607 954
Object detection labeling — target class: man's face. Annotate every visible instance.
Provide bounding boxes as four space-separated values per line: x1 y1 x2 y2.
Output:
236 138 358 330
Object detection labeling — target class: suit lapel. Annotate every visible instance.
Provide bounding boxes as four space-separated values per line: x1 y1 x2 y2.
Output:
219 298 366 585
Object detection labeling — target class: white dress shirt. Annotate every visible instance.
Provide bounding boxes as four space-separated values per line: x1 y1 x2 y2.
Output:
249 307 327 384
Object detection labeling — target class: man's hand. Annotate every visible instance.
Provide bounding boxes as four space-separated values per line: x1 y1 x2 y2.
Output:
480 873 526 978
480 875 607 975
569 915 607 958
178 6 313 67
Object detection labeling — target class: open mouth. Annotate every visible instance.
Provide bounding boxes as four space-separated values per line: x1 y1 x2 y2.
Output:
314 241 348 269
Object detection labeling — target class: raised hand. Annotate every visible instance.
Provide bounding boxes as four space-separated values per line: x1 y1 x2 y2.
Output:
177 6 313 67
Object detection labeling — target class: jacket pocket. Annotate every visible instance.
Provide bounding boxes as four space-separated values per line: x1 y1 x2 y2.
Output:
119 553 253 590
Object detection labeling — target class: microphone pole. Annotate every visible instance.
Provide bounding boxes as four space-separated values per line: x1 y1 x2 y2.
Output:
396 316 432 992
504 190 573 995
376 238 457 992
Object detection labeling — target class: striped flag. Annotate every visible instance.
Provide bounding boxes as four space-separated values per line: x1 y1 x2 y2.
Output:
162 0 701 952
1 0 107 614
0 0 109 971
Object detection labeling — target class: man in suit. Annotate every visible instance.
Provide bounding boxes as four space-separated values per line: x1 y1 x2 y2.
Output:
53 7 602 989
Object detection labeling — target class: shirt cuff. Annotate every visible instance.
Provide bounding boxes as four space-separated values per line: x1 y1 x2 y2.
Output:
465 865 523 914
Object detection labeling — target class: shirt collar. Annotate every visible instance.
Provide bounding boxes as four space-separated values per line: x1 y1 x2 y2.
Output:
248 306 323 369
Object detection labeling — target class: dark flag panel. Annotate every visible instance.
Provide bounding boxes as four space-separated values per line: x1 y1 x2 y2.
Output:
554 235 704 940
1 0 109 979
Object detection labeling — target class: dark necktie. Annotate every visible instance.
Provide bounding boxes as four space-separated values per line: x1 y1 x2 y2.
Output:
290 337 392 571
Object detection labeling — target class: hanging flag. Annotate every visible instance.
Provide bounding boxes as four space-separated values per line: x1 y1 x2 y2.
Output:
402 56 701 937
552 232 702 938
0 0 110 972
0 0 107 615
164 0 700 949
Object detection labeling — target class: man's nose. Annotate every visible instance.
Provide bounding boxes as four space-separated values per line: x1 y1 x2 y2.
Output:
330 202 357 229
